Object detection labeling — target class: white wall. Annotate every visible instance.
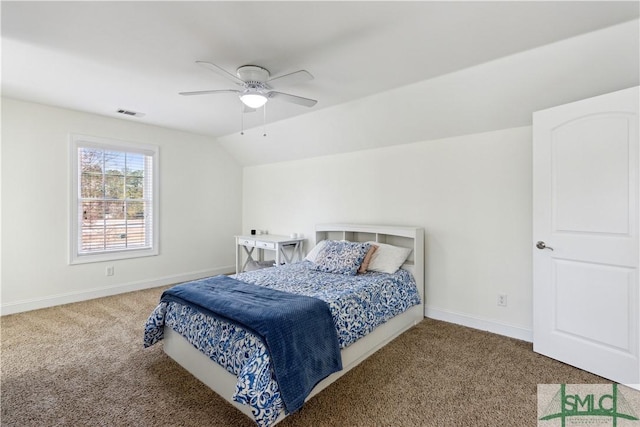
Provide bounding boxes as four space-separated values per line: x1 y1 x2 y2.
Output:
242 126 533 340
1 98 243 314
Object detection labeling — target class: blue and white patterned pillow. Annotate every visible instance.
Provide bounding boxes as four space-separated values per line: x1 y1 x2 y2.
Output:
311 240 371 276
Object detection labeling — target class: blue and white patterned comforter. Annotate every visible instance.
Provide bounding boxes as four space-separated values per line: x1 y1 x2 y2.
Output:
144 260 420 426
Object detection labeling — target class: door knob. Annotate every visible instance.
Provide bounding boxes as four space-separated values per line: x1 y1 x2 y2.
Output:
536 241 553 251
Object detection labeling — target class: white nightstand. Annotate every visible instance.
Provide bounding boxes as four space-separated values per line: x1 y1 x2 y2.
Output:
235 234 305 273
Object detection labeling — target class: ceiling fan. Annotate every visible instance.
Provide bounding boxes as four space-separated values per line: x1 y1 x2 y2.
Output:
179 61 317 109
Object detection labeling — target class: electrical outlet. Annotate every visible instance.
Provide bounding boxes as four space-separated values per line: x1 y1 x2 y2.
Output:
497 293 508 307
106 266 114 276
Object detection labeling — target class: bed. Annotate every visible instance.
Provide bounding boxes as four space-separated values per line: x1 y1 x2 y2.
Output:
144 223 424 426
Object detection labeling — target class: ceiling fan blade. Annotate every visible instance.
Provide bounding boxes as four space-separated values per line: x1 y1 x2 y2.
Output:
196 61 245 86
268 91 317 107
179 89 240 96
266 70 313 89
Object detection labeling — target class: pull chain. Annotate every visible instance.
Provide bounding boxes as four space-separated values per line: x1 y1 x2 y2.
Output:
240 102 245 135
263 103 267 137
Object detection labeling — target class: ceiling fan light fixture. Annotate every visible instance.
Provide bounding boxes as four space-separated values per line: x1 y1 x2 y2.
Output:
240 92 268 109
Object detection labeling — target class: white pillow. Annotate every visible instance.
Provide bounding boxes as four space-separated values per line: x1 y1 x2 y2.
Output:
366 241 412 274
305 240 327 262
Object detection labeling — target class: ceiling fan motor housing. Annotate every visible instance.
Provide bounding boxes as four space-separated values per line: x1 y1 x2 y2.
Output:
236 65 270 83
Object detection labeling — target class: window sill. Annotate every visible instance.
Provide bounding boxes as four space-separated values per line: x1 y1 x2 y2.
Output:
69 248 159 265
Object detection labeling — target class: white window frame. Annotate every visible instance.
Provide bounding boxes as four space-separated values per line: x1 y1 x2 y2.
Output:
70 134 159 264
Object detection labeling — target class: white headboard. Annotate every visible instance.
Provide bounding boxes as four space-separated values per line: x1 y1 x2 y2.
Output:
315 224 424 304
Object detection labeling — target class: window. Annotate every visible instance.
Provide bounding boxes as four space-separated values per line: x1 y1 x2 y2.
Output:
70 135 159 264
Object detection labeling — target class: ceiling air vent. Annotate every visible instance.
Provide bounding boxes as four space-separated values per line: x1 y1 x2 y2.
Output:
116 109 145 118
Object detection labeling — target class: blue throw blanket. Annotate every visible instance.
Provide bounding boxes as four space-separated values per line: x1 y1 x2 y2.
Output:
160 275 342 414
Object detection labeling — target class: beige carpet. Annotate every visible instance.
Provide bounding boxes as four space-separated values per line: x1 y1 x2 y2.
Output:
1 286 610 426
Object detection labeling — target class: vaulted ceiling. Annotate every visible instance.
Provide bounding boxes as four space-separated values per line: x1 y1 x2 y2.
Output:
3 1 639 161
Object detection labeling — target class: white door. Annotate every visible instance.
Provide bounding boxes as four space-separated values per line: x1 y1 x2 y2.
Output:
533 86 639 386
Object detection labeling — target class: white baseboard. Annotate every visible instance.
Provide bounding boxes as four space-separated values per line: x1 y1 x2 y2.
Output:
425 306 533 343
0 265 235 316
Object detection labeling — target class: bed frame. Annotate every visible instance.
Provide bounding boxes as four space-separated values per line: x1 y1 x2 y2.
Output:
163 223 425 424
